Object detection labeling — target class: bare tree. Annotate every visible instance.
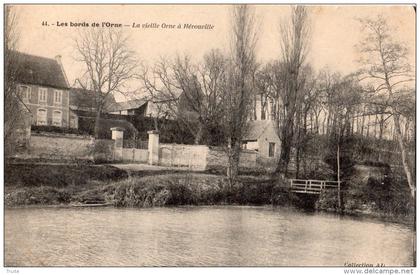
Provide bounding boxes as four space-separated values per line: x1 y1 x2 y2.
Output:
5 6 29 155
294 65 317 178
357 15 415 198
223 5 258 184
275 6 310 177
140 50 227 145
74 28 139 138
140 57 181 132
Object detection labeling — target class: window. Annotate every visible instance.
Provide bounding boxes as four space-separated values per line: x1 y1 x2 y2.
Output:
39 88 47 103
52 110 62 127
54 90 62 104
37 109 47 125
268 142 275 158
19 85 31 102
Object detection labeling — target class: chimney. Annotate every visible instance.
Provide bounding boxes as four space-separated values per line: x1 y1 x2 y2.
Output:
55 54 62 65
54 54 70 88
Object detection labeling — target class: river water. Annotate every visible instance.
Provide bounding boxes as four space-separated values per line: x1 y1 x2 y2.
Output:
5 206 415 267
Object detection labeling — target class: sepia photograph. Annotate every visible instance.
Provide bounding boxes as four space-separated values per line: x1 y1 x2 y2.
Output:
3 3 416 269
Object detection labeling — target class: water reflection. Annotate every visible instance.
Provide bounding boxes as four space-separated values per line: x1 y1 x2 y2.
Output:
5 206 414 266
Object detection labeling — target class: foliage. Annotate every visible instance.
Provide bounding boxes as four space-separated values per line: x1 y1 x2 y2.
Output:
77 116 138 140
31 125 90 136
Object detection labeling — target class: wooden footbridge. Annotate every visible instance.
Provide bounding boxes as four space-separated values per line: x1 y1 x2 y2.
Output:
289 179 342 208
289 179 341 195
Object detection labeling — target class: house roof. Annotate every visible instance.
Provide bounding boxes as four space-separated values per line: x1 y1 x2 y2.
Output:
107 98 148 112
77 116 139 139
243 120 277 141
14 51 69 89
97 118 139 139
69 88 117 112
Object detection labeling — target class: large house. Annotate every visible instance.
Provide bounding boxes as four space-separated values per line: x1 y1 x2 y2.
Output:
15 51 76 129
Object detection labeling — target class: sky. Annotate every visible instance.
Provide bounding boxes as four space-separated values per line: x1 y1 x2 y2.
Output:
13 4 415 100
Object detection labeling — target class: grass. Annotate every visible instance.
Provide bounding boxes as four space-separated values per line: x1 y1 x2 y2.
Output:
315 167 414 222
4 162 414 224
5 163 129 188
5 163 297 208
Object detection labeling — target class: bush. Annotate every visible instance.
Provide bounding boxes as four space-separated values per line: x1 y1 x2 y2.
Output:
5 163 129 187
92 140 114 163
5 186 71 206
94 174 296 208
31 125 89 136
316 189 339 211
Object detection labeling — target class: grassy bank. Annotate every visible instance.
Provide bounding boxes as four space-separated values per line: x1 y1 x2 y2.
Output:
315 167 415 224
5 168 299 207
5 163 414 224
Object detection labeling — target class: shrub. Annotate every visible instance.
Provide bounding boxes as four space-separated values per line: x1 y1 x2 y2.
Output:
5 186 71 206
5 163 129 187
31 125 89 136
92 140 114 163
316 189 339 210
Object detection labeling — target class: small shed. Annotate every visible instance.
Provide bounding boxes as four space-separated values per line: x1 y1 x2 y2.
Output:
242 120 281 159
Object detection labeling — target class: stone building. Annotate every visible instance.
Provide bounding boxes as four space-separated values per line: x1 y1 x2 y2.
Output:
14 51 75 128
242 120 281 160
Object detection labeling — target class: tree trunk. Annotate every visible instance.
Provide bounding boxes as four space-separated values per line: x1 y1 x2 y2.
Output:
361 110 366 136
94 106 103 139
226 138 240 186
326 110 331 136
337 143 340 182
295 146 300 179
276 110 295 177
393 113 415 199
378 114 384 141
404 118 410 141
366 115 370 137
194 124 203 145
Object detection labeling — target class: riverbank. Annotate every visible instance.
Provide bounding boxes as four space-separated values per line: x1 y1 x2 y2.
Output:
5 169 297 207
5 163 414 225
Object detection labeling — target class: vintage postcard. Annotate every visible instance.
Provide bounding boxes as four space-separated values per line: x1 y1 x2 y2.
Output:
3 3 416 270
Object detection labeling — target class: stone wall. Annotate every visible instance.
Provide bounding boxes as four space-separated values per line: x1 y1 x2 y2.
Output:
159 144 209 170
207 147 258 169
28 133 115 162
122 148 148 163
29 133 94 160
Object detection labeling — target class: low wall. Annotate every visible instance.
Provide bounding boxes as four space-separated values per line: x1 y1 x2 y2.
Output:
207 148 258 169
159 144 209 170
122 148 148 163
28 133 115 162
29 133 94 160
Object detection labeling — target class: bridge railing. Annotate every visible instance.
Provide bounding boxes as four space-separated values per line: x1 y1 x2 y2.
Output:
289 179 341 194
